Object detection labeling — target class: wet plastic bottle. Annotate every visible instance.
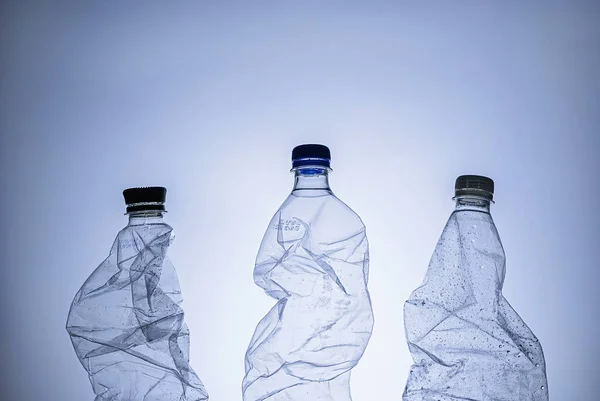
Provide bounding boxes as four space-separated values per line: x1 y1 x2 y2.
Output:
66 187 208 401
242 145 374 401
403 175 548 401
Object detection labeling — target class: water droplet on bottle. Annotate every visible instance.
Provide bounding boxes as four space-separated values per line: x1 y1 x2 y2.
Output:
535 363 540 367
541 385 545 390
499 344 503 348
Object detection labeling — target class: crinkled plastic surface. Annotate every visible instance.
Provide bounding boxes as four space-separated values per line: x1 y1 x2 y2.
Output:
403 206 548 401
66 220 208 401
243 194 374 401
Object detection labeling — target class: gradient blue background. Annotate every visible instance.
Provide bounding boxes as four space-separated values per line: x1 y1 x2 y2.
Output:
1 2 598 400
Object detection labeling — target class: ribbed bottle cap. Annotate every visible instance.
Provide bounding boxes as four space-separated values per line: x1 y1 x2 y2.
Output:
291 144 331 168
454 175 494 200
122 186 167 213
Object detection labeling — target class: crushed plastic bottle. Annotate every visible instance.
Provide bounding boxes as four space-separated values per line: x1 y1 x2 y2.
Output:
403 175 548 401
66 187 208 401
242 144 374 401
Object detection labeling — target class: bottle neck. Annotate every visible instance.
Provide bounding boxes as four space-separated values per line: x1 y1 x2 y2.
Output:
127 211 165 226
454 195 492 213
292 167 331 192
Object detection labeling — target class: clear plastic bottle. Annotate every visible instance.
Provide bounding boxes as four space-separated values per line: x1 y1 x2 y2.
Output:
403 175 548 401
66 187 208 401
242 145 374 401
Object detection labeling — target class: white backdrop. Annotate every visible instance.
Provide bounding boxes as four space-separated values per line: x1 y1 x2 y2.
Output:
1 2 598 400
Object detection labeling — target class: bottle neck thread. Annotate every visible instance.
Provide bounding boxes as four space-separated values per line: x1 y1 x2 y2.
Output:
292 167 331 191
127 211 165 225
454 195 492 213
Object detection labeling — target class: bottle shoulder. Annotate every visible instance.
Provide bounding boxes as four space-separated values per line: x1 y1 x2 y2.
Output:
117 221 173 237
111 222 174 252
448 210 500 237
430 210 505 278
257 193 366 252
443 210 499 237
277 193 364 227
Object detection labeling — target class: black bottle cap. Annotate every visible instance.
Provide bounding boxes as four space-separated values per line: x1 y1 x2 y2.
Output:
291 144 331 168
455 175 494 200
122 186 167 213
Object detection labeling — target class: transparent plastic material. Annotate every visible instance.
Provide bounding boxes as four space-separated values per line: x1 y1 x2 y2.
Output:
66 215 208 401
403 196 548 401
243 168 374 401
